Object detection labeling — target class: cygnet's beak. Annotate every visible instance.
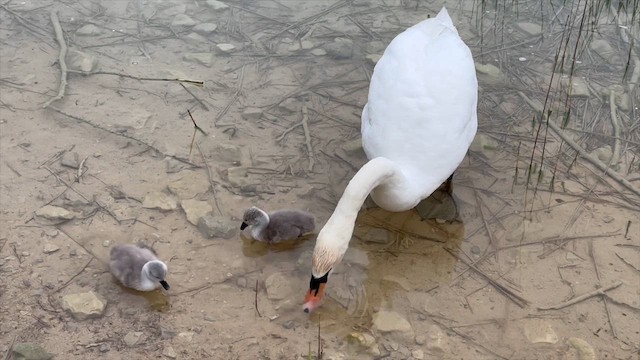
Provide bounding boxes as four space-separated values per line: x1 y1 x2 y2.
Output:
160 280 170 290
240 222 248 230
303 283 326 313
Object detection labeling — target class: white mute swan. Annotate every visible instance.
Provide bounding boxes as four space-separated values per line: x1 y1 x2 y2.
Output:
303 7 478 313
240 206 316 243
110 243 170 291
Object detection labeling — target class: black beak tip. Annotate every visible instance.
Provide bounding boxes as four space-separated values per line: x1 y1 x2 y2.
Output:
240 222 248 230
160 280 170 290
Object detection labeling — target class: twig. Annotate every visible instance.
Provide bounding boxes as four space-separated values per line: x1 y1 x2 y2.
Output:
48 107 200 168
215 65 244 126
67 69 203 85
75 156 88 182
4 161 21 177
43 165 90 202
615 252 640 273
608 90 621 167
538 281 623 310
546 119 640 198
181 84 209 111
589 242 617 338
187 110 208 136
53 258 93 293
254 279 262 317
425 315 509 359
276 122 303 143
444 248 529 308
42 11 68 108
56 226 100 262
195 142 222 216
301 106 315 172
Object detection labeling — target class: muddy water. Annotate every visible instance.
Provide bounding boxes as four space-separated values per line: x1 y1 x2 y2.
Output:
0 0 638 359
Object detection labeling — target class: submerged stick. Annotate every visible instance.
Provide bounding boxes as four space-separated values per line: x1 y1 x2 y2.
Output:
609 90 621 167
301 106 315 172
43 11 68 108
538 281 623 310
67 69 203 85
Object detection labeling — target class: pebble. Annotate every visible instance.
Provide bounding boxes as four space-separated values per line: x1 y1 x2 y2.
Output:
162 346 177 359
324 38 354 59
426 325 446 353
474 63 504 84
193 23 218 35
282 320 295 329
178 331 194 343
123 331 143 347
206 0 229 10
348 332 376 347
215 43 236 54
310 48 327 56
590 146 612 163
470 133 499 155
208 143 242 163
241 107 263 120
342 247 369 268
12 342 52 360
415 334 426 345
99 343 110 352
365 54 382 65
60 152 80 168
180 199 212 226
162 4 186 16
372 310 412 332
524 321 558 344
67 49 98 73
76 24 102 36
172 14 196 27
197 215 236 239
61 291 107 320
183 53 213 67
142 192 177 211
411 349 424 360
35 205 75 222
470 245 481 255
516 22 542 36
278 98 301 114
168 171 210 199
42 243 60 254
236 277 247 288
265 272 294 300
341 138 363 156
568 337 596 360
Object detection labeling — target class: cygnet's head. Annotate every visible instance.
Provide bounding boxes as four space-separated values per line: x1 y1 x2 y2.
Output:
240 206 268 230
144 260 170 290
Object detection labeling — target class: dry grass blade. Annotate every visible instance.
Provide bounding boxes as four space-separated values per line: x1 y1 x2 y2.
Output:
42 11 68 108
538 281 623 310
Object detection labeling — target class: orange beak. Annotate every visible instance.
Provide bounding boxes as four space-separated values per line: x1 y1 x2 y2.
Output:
303 283 326 313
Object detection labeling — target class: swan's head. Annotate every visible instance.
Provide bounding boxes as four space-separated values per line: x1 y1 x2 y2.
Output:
143 260 170 290
303 237 348 313
240 206 268 230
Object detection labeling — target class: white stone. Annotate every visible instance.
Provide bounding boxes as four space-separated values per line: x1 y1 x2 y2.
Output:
206 0 229 10
215 43 236 53
372 310 412 332
142 192 177 211
61 291 107 320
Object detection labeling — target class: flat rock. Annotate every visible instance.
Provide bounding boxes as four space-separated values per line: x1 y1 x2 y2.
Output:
162 4 186 16
215 43 236 53
517 22 542 36
60 151 80 168
372 310 412 332
197 215 236 239
35 205 75 222
470 133 498 155
123 331 143 347
181 199 212 225
310 48 327 56
563 77 590 97
12 342 52 360
241 107 263 120
324 38 353 59
416 190 457 221
42 243 60 254
524 320 558 344
426 325 446 353
365 54 382 66
183 52 213 67
412 349 424 360
568 337 596 360
61 291 107 320
184 32 209 44
342 247 369 268
142 192 177 211
278 97 301 114
76 24 102 36
168 171 209 199
162 346 177 359
67 49 98 73
209 143 242 163
265 272 294 300
206 0 229 10
590 39 615 59
591 145 612 163
475 63 504 84
342 138 363 156
172 14 196 27
193 22 218 35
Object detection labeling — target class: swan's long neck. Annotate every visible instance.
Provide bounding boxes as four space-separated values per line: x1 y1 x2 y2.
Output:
314 158 398 274
251 209 270 241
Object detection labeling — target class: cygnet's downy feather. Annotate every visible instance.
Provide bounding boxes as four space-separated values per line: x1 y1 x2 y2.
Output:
241 206 316 243
109 243 170 291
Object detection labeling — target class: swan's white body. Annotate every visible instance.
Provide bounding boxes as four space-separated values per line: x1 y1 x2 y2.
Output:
308 8 477 287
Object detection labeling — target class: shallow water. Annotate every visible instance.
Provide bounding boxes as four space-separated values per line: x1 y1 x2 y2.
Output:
0 0 638 359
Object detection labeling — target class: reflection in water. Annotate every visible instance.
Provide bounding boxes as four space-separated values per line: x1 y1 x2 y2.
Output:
116 282 171 313
240 232 314 258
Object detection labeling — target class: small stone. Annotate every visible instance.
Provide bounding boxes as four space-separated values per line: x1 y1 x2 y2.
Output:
411 349 424 360
67 49 98 73
470 133 499 154
162 4 186 16
372 310 412 333
225 167 248 187
76 24 102 36
142 192 177 211
42 243 60 254
172 14 196 27
44 228 59 237
236 277 247 288
69 249 77 256
215 43 236 54
342 138 363 155
206 0 229 10
168 171 210 199
61 291 107 320
197 215 236 239
602 215 614 223
342 247 369 268
265 272 294 300
426 325 446 353
35 205 75 222
165 158 186 173
568 337 596 360
123 331 143 347
241 107 263 120
102 240 110 247
282 320 295 329
324 38 353 59
565 77 590 97
162 346 177 359
177 331 194 342
12 342 52 360
524 320 558 344
180 199 212 225
278 98 301 114
415 335 426 345
193 23 218 35
365 54 382 66
301 40 314 50
348 332 376 347
161 328 177 340
470 245 481 255
310 48 326 56
99 343 110 352
516 22 542 36
183 53 213 67
184 32 209 44
209 143 242 163
475 63 504 84
590 146 612 163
